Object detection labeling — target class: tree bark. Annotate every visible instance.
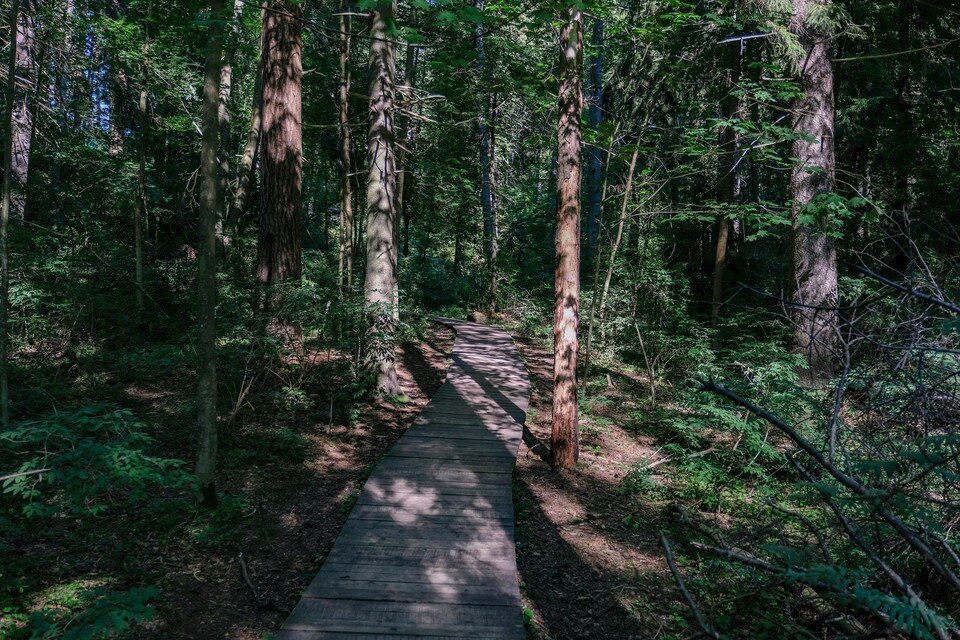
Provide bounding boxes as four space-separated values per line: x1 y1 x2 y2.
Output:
475 0 498 311
337 0 354 293
196 0 225 508
551 5 583 470
0 0 22 428
585 18 604 271
789 0 839 379
255 0 302 284
391 5 417 320
214 0 244 255
710 39 741 348
10 0 34 221
363 0 403 398
224 57 262 247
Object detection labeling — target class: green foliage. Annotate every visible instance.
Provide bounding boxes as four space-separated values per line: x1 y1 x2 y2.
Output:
23 585 158 640
2 407 189 518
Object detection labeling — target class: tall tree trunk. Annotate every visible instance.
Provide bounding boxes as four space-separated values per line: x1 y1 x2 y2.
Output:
475 0 498 311
391 6 417 320
585 18 604 271
134 0 151 320
196 0 225 508
255 0 302 284
710 39 741 348
598 145 638 340
0 0 22 428
336 0 353 293
10 0 34 221
789 0 838 379
214 0 243 255
551 5 583 470
363 0 402 398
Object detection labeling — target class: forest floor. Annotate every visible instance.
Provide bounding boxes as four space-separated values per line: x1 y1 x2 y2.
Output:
512 331 684 640
4 323 455 640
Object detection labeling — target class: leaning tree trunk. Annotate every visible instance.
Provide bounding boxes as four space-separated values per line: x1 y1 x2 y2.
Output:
213 0 243 255
789 0 838 380
363 0 403 398
584 18 604 271
196 0 225 508
710 38 741 348
551 5 583 470
255 0 302 285
0 0 22 428
10 0 34 222
475 0 498 312
336 0 353 293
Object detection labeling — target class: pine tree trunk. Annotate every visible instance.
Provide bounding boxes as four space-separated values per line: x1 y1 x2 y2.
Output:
363 0 403 398
551 5 583 470
255 0 302 284
789 0 838 380
585 18 604 271
476 0 498 312
336 0 353 293
711 39 741 348
10 0 34 221
196 0 225 508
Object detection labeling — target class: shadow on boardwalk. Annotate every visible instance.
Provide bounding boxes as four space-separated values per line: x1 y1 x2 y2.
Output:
277 319 530 639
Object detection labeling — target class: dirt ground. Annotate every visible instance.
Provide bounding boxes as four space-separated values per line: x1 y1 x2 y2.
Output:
512 334 679 640
145 324 456 638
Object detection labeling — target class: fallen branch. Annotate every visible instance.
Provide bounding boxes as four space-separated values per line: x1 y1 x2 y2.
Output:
660 533 722 639
0 468 50 482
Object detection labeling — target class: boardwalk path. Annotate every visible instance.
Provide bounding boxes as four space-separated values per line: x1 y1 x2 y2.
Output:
278 319 531 639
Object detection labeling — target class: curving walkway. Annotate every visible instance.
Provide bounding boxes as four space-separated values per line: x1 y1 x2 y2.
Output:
277 318 531 639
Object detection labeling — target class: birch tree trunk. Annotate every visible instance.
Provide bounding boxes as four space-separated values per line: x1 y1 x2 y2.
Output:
10 0 34 221
336 0 353 293
551 5 583 470
475 0 498 311
391 5 417 320
255 0 302 284
789 0 839 380
363 0 403 398
196 0 225 508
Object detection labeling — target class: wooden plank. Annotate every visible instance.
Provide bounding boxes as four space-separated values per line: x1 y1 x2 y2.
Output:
304 579 519 606
277 319 529 639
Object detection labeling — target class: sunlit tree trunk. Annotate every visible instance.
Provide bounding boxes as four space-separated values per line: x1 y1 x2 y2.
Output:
214 0 243 255
10 0 34 221
363 0 403 397
224 59 262 247
789 0 838 379
255 0 302 284
475 0 498 311
196 0 226 508
551 5 583 470
711 39 741 348
336 0 353 293
585 18 604 271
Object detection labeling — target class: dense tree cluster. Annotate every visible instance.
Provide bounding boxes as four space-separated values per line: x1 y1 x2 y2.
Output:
1 0 959 637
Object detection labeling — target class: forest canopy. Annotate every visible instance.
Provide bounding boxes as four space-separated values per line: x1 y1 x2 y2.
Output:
1 0 959 638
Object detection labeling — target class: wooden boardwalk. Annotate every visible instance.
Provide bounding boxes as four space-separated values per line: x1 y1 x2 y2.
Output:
277 319 531 640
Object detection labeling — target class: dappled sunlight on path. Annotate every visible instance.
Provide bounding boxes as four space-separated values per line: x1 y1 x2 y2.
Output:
277 319 530 639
